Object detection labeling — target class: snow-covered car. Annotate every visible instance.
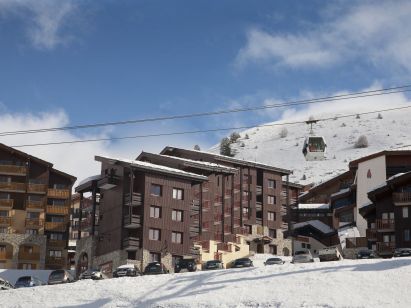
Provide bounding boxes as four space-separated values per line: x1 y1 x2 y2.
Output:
113 264 140 277
394 248 411 257
203 260 224 270
356 249 377 259
291 250 314 263
174 259 197 273
231 258 253 268
318 247 342 262
143 262 169 275
48 269 75 285
264 257 285 265
79 269 103 280
14 276 45 288
0 277 14 290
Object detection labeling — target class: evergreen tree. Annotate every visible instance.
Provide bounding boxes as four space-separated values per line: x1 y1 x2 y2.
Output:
220 137 233 156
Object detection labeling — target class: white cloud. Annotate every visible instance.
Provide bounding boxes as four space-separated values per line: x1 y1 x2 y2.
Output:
236 1 411 72
0 0 79 50
0 109 210 186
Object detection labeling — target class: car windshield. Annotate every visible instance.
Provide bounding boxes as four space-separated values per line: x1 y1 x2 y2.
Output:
50 270 65 280
294 251 308 255
16 277 31 285
268 258 281 261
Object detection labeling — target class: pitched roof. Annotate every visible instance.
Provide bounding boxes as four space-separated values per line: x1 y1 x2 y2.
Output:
349 148 411 168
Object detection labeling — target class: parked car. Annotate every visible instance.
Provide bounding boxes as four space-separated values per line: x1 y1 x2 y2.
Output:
48 270 75 285
292 250 314 263
14 276 45 288
356 249 377 259
113 264 140 277
231 258 253 268
0 277 14 290
318 247 343 262
143 262 169 275
394 248 411 257
203 260 224 270
79 269 103 280
174 259 197 273
264 257 285 265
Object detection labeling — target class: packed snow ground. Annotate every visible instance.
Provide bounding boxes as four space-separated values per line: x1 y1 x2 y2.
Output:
2 256 411 307
211 108 411 185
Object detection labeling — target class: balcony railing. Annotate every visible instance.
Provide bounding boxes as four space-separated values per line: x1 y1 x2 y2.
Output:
46 256 66 267
376 219 395 230
124 193 143 207
217 242 230 251
18 251 40 261
26 200 45 211
0 216 12 226
28 183 47 194
366 228 378 241
48 239 67 248
123 214 141 229
25 218 44 228
377 242 396 254
256 185 262 195
0 164 27 176
123 237 140 251
0 182 25 192
393 192 411 205
0 198 13 209
46 205 70 215
48 188 70 199
45 221 67 232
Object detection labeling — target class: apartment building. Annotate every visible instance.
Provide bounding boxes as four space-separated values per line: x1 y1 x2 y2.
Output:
0 143 76 270
73 146 294 275
360 171 411 256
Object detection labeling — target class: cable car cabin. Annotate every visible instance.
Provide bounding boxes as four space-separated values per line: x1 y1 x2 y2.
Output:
302 136 327 161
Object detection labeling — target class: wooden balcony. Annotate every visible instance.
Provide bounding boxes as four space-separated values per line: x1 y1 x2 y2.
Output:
376 219 395 231
0 182 25 192
217 242 230 251
48 239 67 248
0 216 12 227
26 200 45 211
0 164 27 176
48 188 70 199
366 228 378 241
124 192 143 207
45 221 67 232
190 225 200 236
393 192 411 206
46 205 69 215
18 251 40 261
25 218 44 228
377 242 396 254
0 198 13 209
256 185 262 195
346 237 368 248
123 237 140 251
123 214 141 229
46 256 66 267
28 183 47 194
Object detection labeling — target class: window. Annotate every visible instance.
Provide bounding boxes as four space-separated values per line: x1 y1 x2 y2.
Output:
268 211 276 221
53 184 67 189
172 188 184 200
52 199 66 206
403 207 409 218
50 233 64 240
28 195 42 202
339 210 354 223
149 228 161 241
150 206 161 218
269 245 277 254
172 255 182 267
0 176 11 183
172 210 183 222
21 263 33 270
244 174 252 184
267 195 276 205
0 227 7 234
25 229 38 235
0 210 8 217
269 229 277 238
0 245 5 253
244 224 252 234
23 246 33 254
0 193 10 200
150 184 162 196
149 252 160 262
307 244 311 249
26 212 40 219
405 229 410 241
382 212 394 219
242 207 249 215
49 250 62 258
383 234 395 243
171 232 183 244
268 179 276 189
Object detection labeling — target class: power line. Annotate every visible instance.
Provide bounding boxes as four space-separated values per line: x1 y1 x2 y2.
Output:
1 85 411 137
11 105 411 148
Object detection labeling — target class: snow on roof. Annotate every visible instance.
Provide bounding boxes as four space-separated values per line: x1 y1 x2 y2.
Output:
387 173 405 181
78 174 103 186
298 203 330 210
330 188 350 199
159 154 237 172
360 200 374 208
338 225 361 249
96 155 208 181
293 220 334 234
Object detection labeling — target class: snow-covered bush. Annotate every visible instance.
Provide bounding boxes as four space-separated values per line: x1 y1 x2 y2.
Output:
220 137 233 156
279 127 288 138
194 145 201 151
377 113 383 119
341 123 346 127
355 135 369 148
229 132 241 143
244 134 249 139
356 114 360 119
240 142 245 147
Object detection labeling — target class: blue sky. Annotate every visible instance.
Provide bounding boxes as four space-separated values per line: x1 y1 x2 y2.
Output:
0 0 410 181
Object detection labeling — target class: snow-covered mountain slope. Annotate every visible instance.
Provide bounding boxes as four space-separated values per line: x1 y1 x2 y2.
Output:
212 108 411 185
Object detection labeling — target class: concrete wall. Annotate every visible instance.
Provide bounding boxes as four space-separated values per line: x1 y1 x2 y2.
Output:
356 155 386 236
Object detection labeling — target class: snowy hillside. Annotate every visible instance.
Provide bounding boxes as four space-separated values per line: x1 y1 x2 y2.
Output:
213 107 411 185
2 257 411 307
